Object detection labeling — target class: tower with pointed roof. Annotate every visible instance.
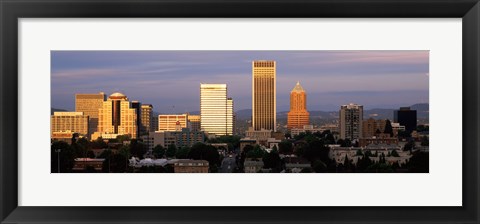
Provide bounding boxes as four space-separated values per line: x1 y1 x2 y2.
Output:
287 81 310 130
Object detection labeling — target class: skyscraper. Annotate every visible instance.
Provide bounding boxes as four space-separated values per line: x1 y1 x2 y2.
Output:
141 104 153 134
200 83 233 136
252 60 276 131
339 103 363 140
131 101 142 138
287 81 310 130
394 107 417 133
97 92 138 139
75 92 106 137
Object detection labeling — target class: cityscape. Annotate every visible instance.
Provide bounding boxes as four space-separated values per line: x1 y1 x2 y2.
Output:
51 51 429 173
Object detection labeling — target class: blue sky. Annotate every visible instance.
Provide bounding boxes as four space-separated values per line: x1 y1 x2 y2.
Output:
51 51 429 112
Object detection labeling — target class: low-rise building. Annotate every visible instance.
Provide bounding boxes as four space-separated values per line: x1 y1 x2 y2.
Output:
72 158 105 171
173 160 209 173
245 127 272 146
239 138 257 152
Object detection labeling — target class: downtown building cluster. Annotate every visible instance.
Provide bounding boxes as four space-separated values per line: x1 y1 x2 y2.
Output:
52 60 427 173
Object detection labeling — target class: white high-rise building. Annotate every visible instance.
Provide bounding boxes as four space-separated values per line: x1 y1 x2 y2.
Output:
200 83 234 136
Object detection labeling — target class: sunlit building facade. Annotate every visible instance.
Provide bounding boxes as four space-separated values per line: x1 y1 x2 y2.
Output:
339 103 363 140
51 112 89 137
97 92 138 139
362 118 387 138
188 114 201 131
75 92 106 137
159 114 188 131
287 82 310 130
252 60 276 131
200 84 233 136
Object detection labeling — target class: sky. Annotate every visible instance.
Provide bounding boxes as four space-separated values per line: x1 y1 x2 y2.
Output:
51 51 429 113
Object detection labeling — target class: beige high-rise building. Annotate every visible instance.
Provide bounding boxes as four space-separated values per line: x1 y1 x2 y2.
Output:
75 92 106 137
188 115 201 131
200 84 233 136
51 112 89 137
159 114 188 131
252 60 276 131
97 92 138 139
141 104 153 134
287 82 310 130
339 103 363 140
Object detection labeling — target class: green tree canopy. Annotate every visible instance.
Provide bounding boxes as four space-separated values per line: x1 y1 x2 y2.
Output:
153 145 165 159
278 140 293 154
166 144 177 158
51 141 75 173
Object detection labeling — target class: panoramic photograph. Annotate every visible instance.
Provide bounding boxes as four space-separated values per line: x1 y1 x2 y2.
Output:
51 50 429 173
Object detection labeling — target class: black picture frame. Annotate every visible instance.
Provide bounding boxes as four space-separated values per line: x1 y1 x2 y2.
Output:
1 0 479 223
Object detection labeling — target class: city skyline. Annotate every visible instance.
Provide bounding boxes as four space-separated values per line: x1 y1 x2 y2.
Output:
51 51 429 112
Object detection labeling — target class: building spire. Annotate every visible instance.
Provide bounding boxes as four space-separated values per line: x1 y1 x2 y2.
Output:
291 81 305 92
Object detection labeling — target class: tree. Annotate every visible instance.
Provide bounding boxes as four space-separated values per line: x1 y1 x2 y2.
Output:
403 140 415 151
166 144 177 158
246 145 266 159
51 141 75 173
87 150 96 158
390 149 400 157
384 119 394 137
338 139 352 147
356 149 363 156
262 149 282 172
188 142 221 172
153 145 165 158
116 135 131 143
356 154 373 172
103 153 128 173
313 160 327 173
90 137 108 149
278 140 293 154
407 151 429 173
176 146 190 159
130 140 146 159
421 136 429 146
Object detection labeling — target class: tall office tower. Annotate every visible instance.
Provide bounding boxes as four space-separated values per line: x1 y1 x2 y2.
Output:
200 84 233 136
97 92 138 139
141 104 153 133
227 98 235 135
394 107 417 133
339 103 363 140
188 115 201 131
252 60 276 131
287 82 310 130
159 114 188 131
75 92 106 137
51 112 89 137
131 101 142 138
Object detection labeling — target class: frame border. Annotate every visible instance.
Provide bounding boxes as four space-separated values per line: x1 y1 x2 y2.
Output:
1 0 479 223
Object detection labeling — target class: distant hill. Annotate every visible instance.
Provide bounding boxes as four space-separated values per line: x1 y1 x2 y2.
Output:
234 103 429 120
